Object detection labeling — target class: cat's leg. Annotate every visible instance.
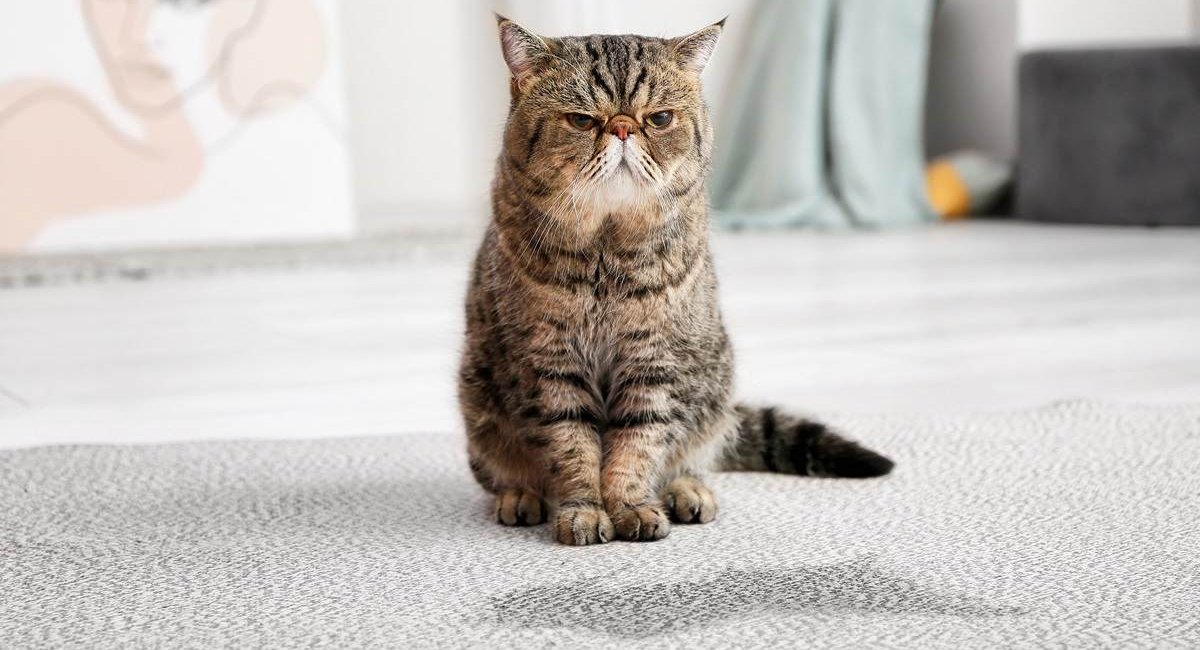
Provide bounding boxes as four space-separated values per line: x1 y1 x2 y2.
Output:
658 419 731 524
541 420 613 545
600 426 673 541
466 419 548 527
480 338 610 545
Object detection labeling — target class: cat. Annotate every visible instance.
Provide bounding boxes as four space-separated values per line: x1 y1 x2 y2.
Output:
458 16 894 546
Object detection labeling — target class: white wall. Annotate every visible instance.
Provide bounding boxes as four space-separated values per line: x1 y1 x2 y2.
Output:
925 0 1018 161
337 2 483 222
1019 0 1196 49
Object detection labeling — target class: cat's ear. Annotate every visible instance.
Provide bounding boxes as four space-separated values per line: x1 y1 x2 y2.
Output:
671 19 725 76
496 15 553 91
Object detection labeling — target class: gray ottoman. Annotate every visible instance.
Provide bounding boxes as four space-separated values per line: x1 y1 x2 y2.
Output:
1017 46 1200 226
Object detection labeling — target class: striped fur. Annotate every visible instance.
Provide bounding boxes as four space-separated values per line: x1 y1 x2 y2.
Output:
722 406 895 478
459 18 893 546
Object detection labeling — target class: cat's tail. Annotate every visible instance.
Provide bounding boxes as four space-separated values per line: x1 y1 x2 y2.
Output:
718 404 895 478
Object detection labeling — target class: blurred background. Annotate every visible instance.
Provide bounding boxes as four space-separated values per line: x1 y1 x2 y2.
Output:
2 0 1198 249
1 0 1198 446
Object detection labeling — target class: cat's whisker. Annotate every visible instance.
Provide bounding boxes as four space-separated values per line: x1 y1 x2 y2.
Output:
539 158 596 255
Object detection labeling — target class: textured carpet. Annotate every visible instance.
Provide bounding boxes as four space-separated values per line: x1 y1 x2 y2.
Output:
2 401 1198 648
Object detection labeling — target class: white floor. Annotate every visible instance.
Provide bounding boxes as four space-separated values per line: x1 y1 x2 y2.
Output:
2 222 1198 449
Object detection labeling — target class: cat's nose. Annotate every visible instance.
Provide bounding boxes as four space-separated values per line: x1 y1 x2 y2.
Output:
607 116 636 141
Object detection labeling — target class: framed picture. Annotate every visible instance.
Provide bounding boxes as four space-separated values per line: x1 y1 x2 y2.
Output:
0 0 354 253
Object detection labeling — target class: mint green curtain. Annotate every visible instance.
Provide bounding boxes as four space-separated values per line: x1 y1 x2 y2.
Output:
710 0 937 228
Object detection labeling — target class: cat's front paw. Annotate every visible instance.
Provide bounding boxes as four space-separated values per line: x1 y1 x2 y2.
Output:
553 504 614 546
609 502 671 542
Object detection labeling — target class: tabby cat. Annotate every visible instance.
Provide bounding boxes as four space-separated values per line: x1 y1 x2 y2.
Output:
458 17 894 546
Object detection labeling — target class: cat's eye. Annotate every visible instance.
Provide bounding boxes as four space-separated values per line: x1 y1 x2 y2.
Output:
566 113 598 130
647 111 674 128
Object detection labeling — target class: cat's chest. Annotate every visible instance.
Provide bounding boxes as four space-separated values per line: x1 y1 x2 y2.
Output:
560 278 651 384
568 262 666 334
518 246 672 360
561 314 651 413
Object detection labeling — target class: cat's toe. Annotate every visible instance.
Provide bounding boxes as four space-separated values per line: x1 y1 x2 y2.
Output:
553 505 614 546
662 478 718 524
610 502 671 541
496 488 546 526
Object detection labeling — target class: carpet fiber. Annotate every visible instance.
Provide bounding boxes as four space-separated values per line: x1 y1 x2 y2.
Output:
3 401 1198 648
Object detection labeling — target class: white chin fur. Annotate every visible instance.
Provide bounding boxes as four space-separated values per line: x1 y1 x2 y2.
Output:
573 171 653 217
600 167 652 211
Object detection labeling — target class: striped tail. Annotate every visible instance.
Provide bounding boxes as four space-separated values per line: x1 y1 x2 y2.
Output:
720 404 895 478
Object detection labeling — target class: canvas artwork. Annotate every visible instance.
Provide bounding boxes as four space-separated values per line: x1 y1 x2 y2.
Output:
0 0 354 253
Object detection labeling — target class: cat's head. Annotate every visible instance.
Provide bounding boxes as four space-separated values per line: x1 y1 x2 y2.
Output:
496 17 722 233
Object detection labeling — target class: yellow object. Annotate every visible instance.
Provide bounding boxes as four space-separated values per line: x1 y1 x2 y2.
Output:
926 160 972 220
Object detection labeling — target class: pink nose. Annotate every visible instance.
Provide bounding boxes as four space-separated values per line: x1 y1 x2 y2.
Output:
607 116 636 141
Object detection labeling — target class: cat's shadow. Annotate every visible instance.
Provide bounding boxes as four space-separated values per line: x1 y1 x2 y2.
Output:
481 555 1028 636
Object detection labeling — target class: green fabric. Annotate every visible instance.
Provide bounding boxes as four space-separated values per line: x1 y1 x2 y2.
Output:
710 0 937 228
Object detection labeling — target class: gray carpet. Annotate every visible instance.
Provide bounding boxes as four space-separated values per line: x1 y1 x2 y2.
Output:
3 401 1198 648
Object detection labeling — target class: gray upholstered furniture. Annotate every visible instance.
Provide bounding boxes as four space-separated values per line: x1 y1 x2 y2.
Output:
1017 46 1200 226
